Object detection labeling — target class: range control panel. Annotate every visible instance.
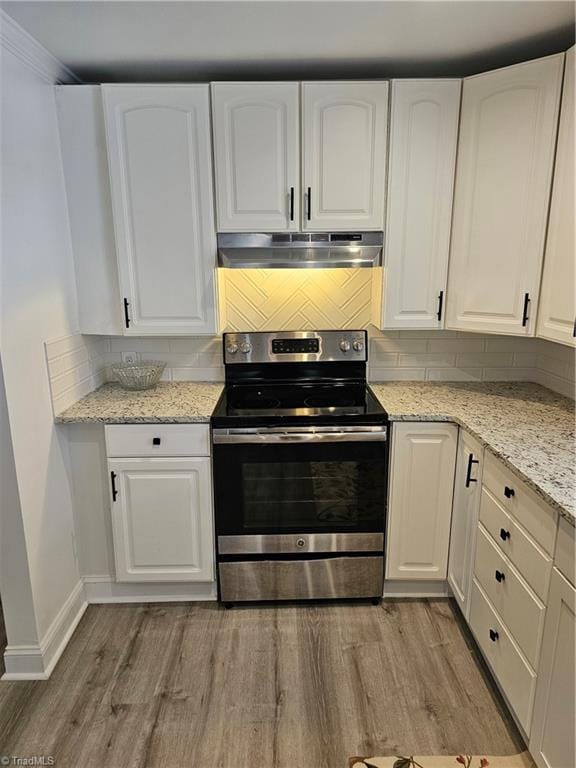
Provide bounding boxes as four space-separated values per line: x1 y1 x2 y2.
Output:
271 338 320 355
223 330 367 364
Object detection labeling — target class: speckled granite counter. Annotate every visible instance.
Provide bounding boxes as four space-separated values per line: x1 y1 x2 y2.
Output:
371 382 575 524
55 382 223 424
56 379 574 525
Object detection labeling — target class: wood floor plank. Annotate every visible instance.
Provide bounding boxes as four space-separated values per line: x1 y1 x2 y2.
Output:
0 599 525 767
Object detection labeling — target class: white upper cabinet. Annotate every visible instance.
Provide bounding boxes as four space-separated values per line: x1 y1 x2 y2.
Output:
379 80 461 329
386 422 458 581
302 82 388 231
211 83 300 232
446 54 564 336
102 85 218 335
537 47 576 347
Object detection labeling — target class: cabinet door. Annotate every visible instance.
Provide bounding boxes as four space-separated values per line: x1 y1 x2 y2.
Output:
448 431 484 618
537 48 576 347
386 422 458 580
380 80 461 329
529 568 575 768
302 82 388 231
211 83 300 232
109 457 214 582
446 54 564 335
103 85 218 335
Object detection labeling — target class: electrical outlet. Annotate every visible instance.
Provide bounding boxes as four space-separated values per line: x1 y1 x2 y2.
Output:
122 352 140 364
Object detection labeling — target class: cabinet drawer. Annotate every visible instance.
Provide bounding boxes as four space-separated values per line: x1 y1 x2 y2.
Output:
479 487 552 601
105 424 210 457
474 524 545 668
483 453 557 554
469 579 537 734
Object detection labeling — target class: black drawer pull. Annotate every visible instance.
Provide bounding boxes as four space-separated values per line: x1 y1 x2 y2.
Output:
495 570 506 583
465 452 479 487
152 437 161 446
289 187 294 221
110 471 118 502
504 486 515 499
500 528 511 541
489 629 499 642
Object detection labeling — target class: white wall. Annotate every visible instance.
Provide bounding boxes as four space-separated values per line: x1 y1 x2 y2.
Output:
0 13 85 673
0 356 39 650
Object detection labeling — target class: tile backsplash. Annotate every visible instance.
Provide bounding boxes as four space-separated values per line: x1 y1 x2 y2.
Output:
46 331 575 415
99 331 574 395
45 334 107 415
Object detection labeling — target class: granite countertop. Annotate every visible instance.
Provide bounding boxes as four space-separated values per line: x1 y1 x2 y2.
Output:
371 382 575 524
55 382 224 424
56 379 574 525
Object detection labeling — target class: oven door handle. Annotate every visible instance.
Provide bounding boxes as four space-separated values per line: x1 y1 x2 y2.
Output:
213 430 387 444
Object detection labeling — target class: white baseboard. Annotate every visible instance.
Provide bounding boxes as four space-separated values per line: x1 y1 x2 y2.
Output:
83 575 218 603
383 579 451 598
2 580 87 680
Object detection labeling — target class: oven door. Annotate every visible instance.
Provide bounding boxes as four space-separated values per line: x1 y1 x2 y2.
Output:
212 426 388 549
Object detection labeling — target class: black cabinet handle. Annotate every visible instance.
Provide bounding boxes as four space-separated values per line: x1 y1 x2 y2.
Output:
123 297 131 329
306 187 311 221
110 471 118 502
499 528 511 541
289 187 294 221
573 318 576 338
495 570 506 583
521 293 530 327
465 452 479 487
504 486 515 499
489 629 499 642
152 437 161 446
437 290 444 322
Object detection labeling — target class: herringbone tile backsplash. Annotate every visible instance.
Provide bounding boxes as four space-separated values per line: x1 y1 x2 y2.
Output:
219 268 373 331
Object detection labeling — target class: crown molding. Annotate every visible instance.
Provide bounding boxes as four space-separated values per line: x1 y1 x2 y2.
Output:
0 10 81 84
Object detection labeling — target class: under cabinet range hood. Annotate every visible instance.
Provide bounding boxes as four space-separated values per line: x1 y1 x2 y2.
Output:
217 232 383 269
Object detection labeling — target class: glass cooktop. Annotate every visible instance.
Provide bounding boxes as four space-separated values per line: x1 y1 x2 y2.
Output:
211 382 388 426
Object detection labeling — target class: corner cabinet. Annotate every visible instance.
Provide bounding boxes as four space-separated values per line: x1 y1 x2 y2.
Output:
446 54 564 336
301 82 388 231
386 422 458 580
378 79 461 329
105 425 215 583
211 83 300 232
536 47 576 347
448 431 484 619
102 85 219 335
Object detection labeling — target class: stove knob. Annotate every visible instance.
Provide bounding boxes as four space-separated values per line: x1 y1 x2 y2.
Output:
226 343 239 355
339 339 351 352
239 342 252 354
353 339 364 352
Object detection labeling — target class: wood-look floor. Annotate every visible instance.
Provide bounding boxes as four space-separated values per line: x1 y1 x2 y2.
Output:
0 599 524 767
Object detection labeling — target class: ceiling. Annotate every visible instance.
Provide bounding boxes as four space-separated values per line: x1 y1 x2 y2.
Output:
2 1 575 82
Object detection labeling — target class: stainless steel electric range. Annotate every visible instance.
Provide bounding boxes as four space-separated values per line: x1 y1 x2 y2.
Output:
211 330 389 605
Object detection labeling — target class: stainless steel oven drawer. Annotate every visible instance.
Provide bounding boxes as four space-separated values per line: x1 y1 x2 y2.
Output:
218 532 384 555
218 556 384 602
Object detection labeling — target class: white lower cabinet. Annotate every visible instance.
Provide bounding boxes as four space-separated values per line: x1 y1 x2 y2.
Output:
530 523 576 768
386 422 458 580
448 431 484 619
106 425 214 583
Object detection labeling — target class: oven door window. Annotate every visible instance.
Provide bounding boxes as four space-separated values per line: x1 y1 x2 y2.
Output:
214 440 387 535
